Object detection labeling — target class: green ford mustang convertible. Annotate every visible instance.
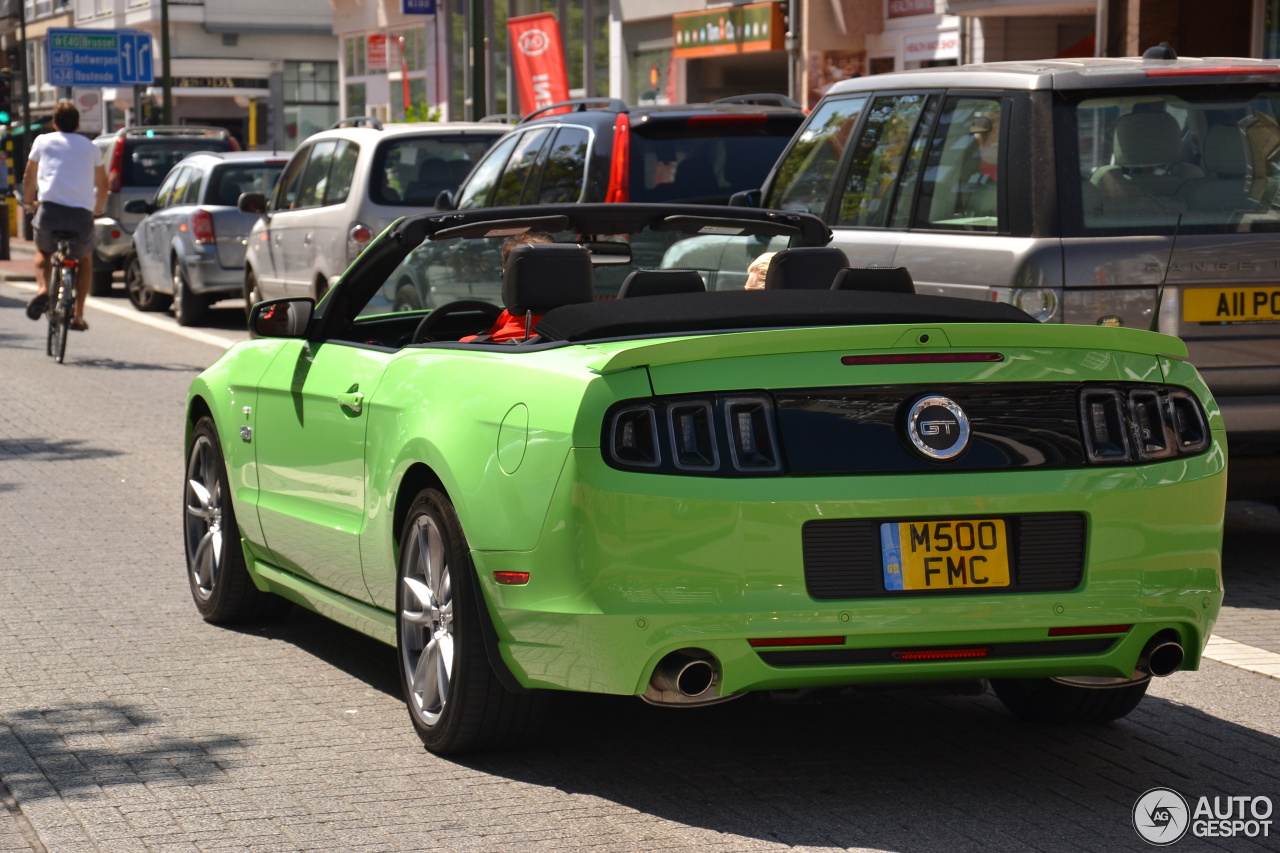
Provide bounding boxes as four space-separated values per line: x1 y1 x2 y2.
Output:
184 203 1225 754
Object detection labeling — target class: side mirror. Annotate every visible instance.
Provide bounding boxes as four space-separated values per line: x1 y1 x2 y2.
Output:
434 189 456 211
249 298 314 339
238 191 267 214
123 198 154 215
728 189 762 208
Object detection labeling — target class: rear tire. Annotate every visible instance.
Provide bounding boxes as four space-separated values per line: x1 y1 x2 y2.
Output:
125 254 172 312
397 488 545 755
184 416 289 623
51 267 73 364
991 676 1150 725
172 262 209 327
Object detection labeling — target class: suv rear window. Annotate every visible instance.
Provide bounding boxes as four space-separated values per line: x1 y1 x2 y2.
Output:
372 135 499 206
124 138 234 187
629 120 799 203
207 162 286 207
1069 85 1280 235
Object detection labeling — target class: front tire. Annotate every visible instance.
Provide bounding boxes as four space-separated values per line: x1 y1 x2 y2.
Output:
243 269 262 323
991 675 1150 725
184 416 288 623
397 488 545 754
125 254 172 312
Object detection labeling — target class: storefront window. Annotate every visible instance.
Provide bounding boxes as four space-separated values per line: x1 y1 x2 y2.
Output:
345 36 367 78
346 82 366 119
1267 0 1280 57
284 61 339 149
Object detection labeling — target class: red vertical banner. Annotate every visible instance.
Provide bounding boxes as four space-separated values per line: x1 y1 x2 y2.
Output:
507 13 570 117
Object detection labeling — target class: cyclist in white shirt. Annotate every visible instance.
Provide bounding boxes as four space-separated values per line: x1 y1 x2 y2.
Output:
22 100 108 331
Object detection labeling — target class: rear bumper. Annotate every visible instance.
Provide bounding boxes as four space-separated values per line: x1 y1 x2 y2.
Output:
182 251 243 297
93 218 132 266
476 448 1226 697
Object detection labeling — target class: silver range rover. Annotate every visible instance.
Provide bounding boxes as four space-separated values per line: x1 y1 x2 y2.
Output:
756 50 1280 500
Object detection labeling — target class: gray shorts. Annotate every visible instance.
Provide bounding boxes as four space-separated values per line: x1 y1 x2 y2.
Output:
33 201 96 259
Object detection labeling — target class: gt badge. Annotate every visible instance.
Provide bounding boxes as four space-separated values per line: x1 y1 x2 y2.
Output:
906 395 970 461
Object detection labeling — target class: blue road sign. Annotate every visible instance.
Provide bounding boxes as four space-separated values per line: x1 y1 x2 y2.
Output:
47 29 155 87
402 0 436 14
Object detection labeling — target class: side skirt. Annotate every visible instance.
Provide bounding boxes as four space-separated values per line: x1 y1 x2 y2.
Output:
246 552 397 647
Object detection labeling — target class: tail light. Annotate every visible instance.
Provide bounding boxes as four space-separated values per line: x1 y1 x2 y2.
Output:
725 397 781 472
227 136 241 151
604 393 782 476
1079 385 1209 464
668 402 717 470
108 136 125 193
605 112 630 203
190 209 215 244
609 406 661 467
347 222 373 262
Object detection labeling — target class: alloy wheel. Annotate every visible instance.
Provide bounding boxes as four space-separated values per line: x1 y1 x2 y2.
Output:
184 433 224 601
399 513 454 728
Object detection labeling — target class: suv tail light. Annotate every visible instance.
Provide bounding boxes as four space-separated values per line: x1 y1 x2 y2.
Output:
227 136 241 151
190 209 215 244
347 222 374 262
605 113 630 203
108 136 125 194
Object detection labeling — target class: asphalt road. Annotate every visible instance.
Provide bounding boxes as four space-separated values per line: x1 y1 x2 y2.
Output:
0 276 1278 853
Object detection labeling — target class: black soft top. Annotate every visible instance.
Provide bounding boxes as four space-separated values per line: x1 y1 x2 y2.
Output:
535 289 1036 343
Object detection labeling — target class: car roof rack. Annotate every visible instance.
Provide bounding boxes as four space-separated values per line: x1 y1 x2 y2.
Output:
330 116 384 131
711 93 802 109
520 97 629 123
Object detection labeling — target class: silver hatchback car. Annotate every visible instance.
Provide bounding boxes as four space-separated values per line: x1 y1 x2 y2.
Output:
124 151 287 326
751 50 1280 501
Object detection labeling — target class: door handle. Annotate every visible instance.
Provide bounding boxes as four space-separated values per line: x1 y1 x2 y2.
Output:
303 232 314 245
337 391 364 414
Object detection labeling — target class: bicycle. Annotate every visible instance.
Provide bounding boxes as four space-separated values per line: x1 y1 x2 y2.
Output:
44 232 80 364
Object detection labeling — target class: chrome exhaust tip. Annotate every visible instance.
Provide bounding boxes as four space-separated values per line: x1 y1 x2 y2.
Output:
1146 637 1182 676
1139 640 1184 678
643 649 738 707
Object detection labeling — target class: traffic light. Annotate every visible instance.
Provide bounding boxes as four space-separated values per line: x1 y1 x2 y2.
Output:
0 73 11 125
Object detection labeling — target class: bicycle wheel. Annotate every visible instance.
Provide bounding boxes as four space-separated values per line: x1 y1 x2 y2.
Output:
52 266 73 364
44 263 60 358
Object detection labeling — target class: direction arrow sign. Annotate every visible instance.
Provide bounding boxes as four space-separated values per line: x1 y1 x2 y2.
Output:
47 28 155 87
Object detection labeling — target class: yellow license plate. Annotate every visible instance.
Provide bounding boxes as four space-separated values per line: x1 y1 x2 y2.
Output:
1183 287 1280 323
881 519 1011 591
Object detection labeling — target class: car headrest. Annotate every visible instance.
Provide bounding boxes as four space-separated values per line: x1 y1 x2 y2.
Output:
831 266 915 294
617 269 706 298
1114 112 1182 168
763 247 850 290
503 243 595 314
1202 124 1247 178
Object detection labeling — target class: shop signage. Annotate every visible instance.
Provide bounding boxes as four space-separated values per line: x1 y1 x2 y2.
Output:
367 33 388 70
402 0 436 12
888 0 935 18
673 1 785 59
171 77 269 90
903 30 959 60
508 13 570 114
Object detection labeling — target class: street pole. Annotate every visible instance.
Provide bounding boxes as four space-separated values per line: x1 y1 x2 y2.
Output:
160 0 172 124
468 0 484 120
17 0 29 166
